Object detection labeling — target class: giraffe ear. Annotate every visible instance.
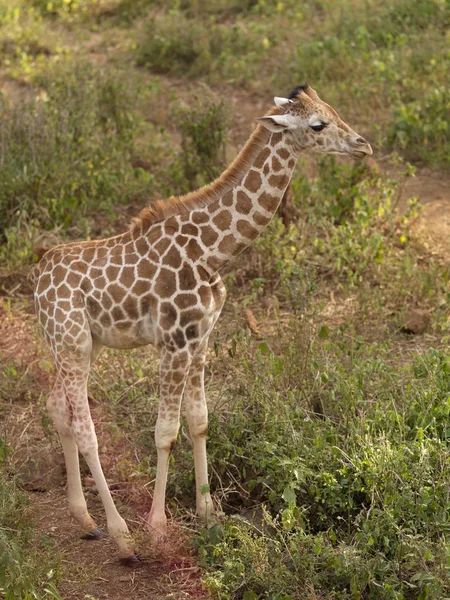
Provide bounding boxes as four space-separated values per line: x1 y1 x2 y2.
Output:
273 96 293 108
256 114 296 132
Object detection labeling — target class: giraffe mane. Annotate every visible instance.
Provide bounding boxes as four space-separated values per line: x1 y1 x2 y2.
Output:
289 84 309 99
131 107 279 233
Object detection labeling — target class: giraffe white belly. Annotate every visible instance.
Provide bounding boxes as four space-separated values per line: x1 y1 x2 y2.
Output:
90 316 157 350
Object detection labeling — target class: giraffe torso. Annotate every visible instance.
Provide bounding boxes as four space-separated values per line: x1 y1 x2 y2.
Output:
33 227 226 356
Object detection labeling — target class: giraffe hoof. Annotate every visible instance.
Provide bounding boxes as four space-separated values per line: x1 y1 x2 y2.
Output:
119 553 141 567
82 528 105 540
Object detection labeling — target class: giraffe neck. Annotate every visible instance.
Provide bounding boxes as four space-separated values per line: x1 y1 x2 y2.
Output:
199 130 298 273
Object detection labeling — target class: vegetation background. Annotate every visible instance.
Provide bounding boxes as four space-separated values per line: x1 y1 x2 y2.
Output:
0 0 450 598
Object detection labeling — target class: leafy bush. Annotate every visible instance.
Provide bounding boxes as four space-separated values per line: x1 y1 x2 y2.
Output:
252 159 415 291
0 61 150 265
170 90 230 192
388 86 450 166
194 337 450 599
30 0 98 17
136 11 271 83
0 1 57 75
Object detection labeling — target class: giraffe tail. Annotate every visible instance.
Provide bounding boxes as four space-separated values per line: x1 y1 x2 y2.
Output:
27 245 52 288
34 245 52 261
27 263 41 288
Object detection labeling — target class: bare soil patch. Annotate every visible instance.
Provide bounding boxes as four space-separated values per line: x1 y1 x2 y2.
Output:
400 168 450 257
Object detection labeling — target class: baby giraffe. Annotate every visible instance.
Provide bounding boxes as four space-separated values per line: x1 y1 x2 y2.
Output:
29 85 372 563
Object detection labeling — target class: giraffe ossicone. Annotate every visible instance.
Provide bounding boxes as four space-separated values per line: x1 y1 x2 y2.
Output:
29 85 372 562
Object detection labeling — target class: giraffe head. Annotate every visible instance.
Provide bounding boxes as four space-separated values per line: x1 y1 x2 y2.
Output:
257 84 372 159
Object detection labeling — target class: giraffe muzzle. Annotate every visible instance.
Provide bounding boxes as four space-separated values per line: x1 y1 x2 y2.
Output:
351 136 373 159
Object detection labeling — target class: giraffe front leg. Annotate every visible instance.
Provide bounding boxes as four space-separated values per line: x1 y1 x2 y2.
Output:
147 347 192 537
183 340 214 523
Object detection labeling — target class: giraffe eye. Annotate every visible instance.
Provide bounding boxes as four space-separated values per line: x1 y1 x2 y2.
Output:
310 122 328 132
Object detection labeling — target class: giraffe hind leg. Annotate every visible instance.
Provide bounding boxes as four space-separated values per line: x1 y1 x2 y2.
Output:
48 312 136 562
59 356 136 561
46 375 100 536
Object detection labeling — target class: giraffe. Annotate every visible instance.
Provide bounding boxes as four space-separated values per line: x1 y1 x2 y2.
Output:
29 84 372 563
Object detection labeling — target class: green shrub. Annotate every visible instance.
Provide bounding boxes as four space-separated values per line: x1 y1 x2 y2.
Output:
0 1 57 75
170 90 230 192
388 86 450 166
194 337 450 599
252 158 414 291
0 61 151 266
136 11 271 83
30 0 98 17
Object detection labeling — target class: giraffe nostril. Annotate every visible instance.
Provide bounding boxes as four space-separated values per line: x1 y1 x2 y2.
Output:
356 137 367 145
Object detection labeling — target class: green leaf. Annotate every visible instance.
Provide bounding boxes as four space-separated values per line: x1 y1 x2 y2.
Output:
258 341 270 355
423 548 433 560
207 524 223 545
318 324 329 339
282 485 296 504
